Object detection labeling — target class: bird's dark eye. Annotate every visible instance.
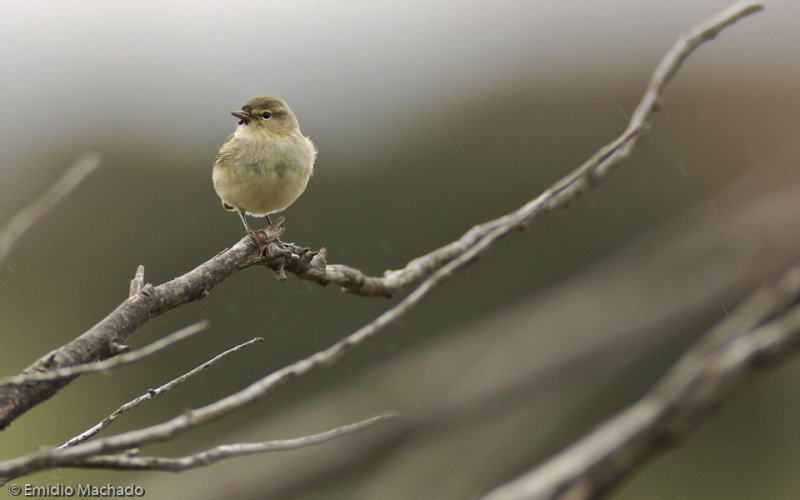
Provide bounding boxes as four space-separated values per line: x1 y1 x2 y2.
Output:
262 112 272 119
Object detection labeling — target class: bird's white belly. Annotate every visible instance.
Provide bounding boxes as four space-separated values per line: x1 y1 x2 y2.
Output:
213 160 311 216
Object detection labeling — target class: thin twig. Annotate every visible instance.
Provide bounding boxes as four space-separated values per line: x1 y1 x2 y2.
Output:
70 412 399 471
60 336 264 449
0 152 101 266
0 321 208 386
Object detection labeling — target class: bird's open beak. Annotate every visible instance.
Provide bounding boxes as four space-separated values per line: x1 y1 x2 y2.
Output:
231 111 252 123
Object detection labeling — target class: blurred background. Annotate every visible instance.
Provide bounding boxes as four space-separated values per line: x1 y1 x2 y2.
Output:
1 0 799 498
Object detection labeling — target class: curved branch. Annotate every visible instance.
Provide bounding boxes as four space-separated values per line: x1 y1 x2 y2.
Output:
0 412 398 479
73 412 399 472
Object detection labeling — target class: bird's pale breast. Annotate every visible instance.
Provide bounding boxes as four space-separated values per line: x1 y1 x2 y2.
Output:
213 129 315 216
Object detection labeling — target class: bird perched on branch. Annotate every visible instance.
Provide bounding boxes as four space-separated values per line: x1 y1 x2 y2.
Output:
213 95 316 232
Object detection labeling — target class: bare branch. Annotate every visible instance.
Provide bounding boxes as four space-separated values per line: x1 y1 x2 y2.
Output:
483 262 800 500
0 0 762 432
0 152 101 266
60 336 264 449
0 321 208 385
621 0 765 152
0 333 401 480
293 0 762 293
69 412 399 471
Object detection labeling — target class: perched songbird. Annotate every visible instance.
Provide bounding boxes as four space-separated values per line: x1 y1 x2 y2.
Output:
213 95 316 231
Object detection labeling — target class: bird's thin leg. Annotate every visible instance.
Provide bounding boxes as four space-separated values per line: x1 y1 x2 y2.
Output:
266 214 273 225
238 210 250 232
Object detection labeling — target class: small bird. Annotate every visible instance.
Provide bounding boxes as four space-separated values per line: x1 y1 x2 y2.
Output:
213 95 316 232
